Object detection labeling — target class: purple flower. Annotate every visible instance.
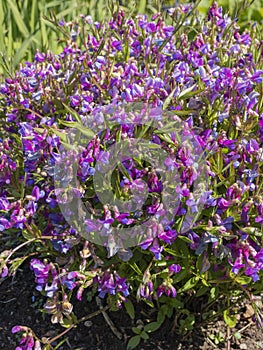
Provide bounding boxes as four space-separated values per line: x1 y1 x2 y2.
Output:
112 40 122 51
30 259 58 297
12 326 38 350
146 22 156 33
168 264 181 274
217 198 231 210
208 3 223 21
188 231 201 250
246 139 259 153
0 197 11 211
149 238 164 260
94 271 129 299
70 95 81 107
158 227 177 244
139 281 153 300
35 51 45 62
0 264 8 278
12 326 28 334
0 218 11 231
156 282 176 298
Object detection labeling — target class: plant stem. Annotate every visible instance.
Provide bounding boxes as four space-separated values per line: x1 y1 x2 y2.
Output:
47 305 111 345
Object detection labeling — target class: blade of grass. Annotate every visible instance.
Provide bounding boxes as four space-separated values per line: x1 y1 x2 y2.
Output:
55 4 80 20
138 0 147 14
0 1 5 53
30 0 38 33
7 0 29 38
39 3 49 50
44 0 67 9
7 13 13 62
13 32 38 67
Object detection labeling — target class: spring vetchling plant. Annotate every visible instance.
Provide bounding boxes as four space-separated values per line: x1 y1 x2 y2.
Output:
0 2 263 349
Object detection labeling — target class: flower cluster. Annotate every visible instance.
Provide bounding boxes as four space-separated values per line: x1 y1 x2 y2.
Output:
0 2 263 347
11 326 41 350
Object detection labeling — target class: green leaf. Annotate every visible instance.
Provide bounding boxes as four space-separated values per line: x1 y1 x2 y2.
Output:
175 238 190 259
173 109 196 116
61 103 83 124
195 285 209 297
154 121 179 134
209 287 218 300
140 142 160 149
22 229 35 241
163 86 177 110
157 306 167 324
144 321 161 333
124 299 135 319
30 0 37 33
183 314 195 330
143 299 154 308
172 269 188 284
9 256 28 275
128 261 143 276
155 260 168 267
156 133 174 145
178 235 194 244
235 276 252 285
178 276 199 293
127 335 141 350
164 248 179 257
43 346 52 350
59 120 94 139
0 1 5 53
140 331 149 340
177 85 202 100
47 127 67 142
132 327 141 335
223 310 237 328
60 317 73 328
170 298 184 310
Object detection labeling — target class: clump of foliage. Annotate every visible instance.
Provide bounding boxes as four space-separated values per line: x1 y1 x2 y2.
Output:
0 2 263 349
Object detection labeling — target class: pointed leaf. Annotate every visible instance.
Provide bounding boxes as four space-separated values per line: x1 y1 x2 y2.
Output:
127 335 141 350
124 299 135 319
223 310 237 328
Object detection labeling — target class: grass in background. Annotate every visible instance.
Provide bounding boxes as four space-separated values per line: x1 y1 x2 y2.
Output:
1 0 263 80
0 0 109 78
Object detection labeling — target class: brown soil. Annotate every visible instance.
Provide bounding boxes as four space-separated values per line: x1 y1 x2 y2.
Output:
0 264 262 350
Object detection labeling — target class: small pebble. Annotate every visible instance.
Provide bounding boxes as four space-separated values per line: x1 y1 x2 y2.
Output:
240 344 247 350
84 320 93 327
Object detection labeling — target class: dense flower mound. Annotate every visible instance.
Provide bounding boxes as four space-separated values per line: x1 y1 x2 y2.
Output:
0 2 263 348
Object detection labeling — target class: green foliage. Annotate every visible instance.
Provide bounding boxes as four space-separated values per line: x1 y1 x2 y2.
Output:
223 309 237 328
124 298 135 319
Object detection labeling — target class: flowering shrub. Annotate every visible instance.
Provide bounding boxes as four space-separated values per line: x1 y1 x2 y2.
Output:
0 2 263 349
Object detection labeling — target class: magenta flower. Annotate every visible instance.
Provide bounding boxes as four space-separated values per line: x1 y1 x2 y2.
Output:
12 326 39 350
156 282 177 298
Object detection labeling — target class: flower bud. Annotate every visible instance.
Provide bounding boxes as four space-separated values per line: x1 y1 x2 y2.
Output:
51 312 63 324
44 301 57 314
62 301 73 315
